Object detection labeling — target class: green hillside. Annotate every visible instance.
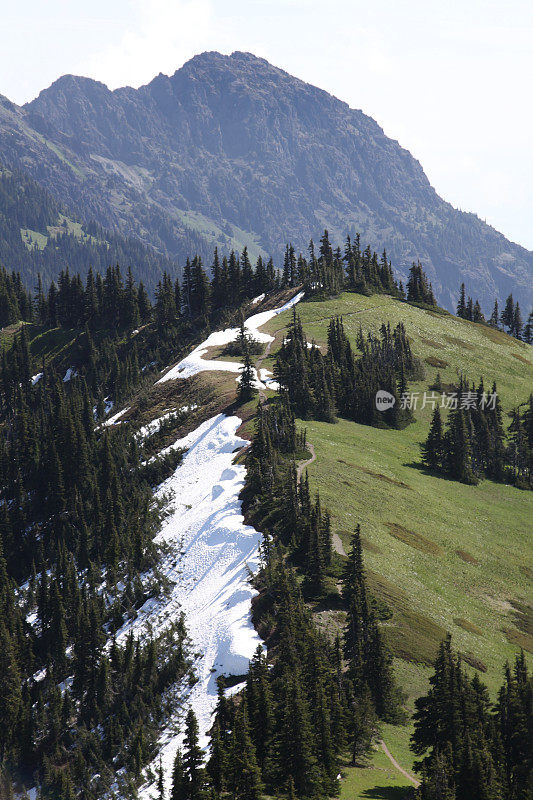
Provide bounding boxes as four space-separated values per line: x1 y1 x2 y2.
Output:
260 292 533 798
0 163 182 290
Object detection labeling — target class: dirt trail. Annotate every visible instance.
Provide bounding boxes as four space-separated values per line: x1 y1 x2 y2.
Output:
253 302 420 791
307 305 379 324
379 740 420 787
297 442 316 481
332 533 347 557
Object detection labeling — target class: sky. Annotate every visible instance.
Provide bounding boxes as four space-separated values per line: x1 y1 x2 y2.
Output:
2 0 532 249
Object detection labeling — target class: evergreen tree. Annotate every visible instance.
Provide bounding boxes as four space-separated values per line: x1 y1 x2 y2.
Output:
456 284 467 318
489 300 499 328
422 406 445 470
183 710 207 800
501 294 514 331
171 748 186 800
239 340 257 404
512 303 522 339
523 310 533 344
158 756 166 800
0 618 21 758
445 409 478 485
227 700 263 800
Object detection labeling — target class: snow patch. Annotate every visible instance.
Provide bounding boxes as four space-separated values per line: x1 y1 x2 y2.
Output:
63 367 78 382
31 373 43 386
116 414 264 797
136 405 198 440
251 293 265 304
157 291 304 383
101 406 130 428
259 368 280 391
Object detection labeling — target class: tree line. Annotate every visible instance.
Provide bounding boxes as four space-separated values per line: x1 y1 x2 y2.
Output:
422 378 532 489
456 283 533 343
412 636 532 800
1 230 442 331
274 310 422 429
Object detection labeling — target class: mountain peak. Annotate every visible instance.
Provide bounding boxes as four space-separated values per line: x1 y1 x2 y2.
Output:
27 74 110 107
2 53 532 310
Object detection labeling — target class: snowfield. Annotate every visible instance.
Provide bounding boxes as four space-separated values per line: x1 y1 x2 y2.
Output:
119 291 304 796
117 414 264 797
157 291 304 384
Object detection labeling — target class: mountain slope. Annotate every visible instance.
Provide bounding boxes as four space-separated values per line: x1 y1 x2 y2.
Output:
0 162 183 289
0 52 531 309
260 292 532 682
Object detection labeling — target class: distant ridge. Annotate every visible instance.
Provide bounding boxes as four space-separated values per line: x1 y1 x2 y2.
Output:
0 50 530 310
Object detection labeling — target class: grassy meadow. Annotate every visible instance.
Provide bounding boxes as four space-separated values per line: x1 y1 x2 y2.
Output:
258 292 533 797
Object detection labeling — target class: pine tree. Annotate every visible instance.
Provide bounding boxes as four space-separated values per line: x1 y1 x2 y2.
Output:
473 300 484 323
348 684 379 766
445 409 478 485
0 618 21 757
158 755 165 800
523 310 533 344
422 407 445 470
207 720 226 795
489 300 499 328
501 294 514 331
171 748 186 800
512 302 522 339
456 284 467 318
238 341 257 404
183 709 206 800
277 668 323 798
227 700 263 800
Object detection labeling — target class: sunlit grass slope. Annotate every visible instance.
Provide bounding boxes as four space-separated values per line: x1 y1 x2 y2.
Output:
260 291 533 797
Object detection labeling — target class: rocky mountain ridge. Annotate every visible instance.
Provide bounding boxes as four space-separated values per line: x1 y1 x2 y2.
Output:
0 50 531 310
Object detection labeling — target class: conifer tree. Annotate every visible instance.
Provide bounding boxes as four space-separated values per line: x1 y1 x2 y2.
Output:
523 310 533 344
171 748 186 800
0 618 22 758
422 406 445 470
158 755 165 800
183 710 207 800
239 341 257 404
227 700 263 800
512 302 522 339
445 409 478 485
501 294 514 331
456 284 467 318
489 300 499 328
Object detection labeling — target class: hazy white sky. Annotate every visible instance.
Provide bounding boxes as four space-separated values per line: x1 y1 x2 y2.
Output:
2 0 532 249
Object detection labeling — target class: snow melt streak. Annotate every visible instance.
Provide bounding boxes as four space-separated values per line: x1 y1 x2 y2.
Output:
158 291 304 383
119 414 263 795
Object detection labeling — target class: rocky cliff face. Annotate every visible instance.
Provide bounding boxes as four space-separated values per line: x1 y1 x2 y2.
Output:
1 51 531 310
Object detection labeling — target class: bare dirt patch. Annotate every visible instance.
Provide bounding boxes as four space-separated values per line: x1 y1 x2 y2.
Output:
337 459 411 489
454 618 483 636
503 628 533 653
479 325 517 346
425 355 449 369
460 652 487 672
444 334 475 350
456 549 479 565
386 522 444 557
512 353 532 365
420 337 444 349
510 600 533 636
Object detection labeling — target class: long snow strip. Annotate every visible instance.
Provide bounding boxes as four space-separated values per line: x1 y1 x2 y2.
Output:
116 413 263 796
157 291 304 383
